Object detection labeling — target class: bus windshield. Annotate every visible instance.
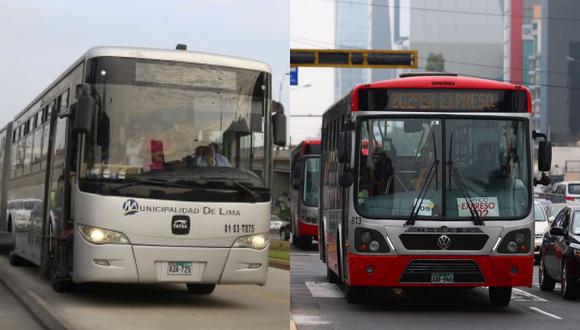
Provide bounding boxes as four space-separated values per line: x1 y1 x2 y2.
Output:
302 157 320 207
356 117 529 220
79 57 270 202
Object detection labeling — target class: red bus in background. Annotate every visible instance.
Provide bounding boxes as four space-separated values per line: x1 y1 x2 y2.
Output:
319 73 552 305
289 140 321 249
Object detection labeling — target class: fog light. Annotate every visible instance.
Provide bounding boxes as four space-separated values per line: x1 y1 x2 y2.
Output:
93 259 110 267
369 240 380 252
366 265 375 274
248 263 262 269
507 241 518 252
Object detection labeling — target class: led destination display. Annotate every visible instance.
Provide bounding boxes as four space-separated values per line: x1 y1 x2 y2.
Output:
358 89 528 112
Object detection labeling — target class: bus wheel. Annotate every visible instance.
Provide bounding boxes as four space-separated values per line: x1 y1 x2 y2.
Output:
298 236 312 250
539 257 555 292
489 286 512 306
345 284 364 304
51 278 74 293
327 267 340 284
186 284 216 295
9 252 25 267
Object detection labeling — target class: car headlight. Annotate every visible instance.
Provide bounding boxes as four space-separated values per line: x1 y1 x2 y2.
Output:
78 225 130 245
233 233 269 250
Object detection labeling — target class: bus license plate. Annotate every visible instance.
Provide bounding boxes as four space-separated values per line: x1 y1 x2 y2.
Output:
167 262 192 275
431 272 454 284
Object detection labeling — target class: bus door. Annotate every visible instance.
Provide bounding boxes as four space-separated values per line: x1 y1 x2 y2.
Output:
41 95 75 280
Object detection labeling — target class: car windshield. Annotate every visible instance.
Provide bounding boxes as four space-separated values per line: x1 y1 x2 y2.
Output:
78 57 270 202
302 157 320 207
550 204 566 218
356 117 530 220
534 203 546 222
568 184 580 195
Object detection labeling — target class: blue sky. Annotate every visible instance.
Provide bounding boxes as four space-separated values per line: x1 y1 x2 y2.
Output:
0 0 289 127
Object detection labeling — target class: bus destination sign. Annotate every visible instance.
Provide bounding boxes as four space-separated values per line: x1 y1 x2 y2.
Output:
358 89 528 112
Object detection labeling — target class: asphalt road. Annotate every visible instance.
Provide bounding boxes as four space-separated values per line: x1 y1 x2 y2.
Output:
0 254 289 330
291 246 580 330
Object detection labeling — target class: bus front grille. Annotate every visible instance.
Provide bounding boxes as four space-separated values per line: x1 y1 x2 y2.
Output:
399 234 489 250
400 259 485 283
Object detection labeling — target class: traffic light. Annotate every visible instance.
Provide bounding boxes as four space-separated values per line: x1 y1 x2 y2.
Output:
290 49 418 68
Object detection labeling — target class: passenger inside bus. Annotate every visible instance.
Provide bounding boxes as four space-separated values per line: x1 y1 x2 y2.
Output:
193 142 231 167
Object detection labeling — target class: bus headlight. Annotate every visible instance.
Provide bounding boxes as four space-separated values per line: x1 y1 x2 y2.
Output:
78 225 130 245
354 228 389 253
233 233 269 250
497 229 531 253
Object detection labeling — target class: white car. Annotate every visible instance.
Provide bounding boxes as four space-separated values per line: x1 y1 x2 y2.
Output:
549 181 580 204
533 200 549 257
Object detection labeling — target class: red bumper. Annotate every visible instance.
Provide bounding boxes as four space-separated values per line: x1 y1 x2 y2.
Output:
347 254 533 287
297 220 318 237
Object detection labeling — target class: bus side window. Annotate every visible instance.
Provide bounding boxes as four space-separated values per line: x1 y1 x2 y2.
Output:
40 122 50 171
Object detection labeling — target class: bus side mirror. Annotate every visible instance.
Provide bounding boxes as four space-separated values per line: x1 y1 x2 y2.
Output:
74 84 95 134
550 226 564 237
538 140 552 172
339 170 354 188
337 131 351 163
272 112 286 147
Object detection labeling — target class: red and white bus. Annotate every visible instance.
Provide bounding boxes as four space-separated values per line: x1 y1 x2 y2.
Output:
289 140 320 249
319 73 552 305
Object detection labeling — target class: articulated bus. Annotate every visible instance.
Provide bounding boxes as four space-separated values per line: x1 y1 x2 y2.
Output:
289 140 320 248
319 73 552 305
0 46 286 293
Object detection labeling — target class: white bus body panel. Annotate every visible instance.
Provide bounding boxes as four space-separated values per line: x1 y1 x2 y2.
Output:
72 189 270 284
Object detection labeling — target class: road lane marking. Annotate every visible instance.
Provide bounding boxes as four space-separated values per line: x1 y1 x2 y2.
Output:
305 281 343 298
529 307 562 320
512 288 547 302
292 314 331 326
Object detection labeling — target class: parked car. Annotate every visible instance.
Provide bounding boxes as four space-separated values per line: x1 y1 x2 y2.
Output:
539 204 580 300
534 201 550 259
547 181 580 204
270 215 284 232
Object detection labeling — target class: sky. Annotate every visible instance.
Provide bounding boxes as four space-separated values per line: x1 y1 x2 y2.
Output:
0 0 289 128
290 0 336 144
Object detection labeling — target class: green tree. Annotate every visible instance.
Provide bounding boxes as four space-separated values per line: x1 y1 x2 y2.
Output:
426 52 445 72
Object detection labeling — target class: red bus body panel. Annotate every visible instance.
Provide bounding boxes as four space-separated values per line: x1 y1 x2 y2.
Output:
347 254 533 287
297 219 318 237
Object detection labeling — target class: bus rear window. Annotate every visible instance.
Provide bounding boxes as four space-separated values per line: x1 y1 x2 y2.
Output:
568 184 580 195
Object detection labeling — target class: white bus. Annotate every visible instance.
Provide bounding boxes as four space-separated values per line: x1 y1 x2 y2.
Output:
0 46 286 294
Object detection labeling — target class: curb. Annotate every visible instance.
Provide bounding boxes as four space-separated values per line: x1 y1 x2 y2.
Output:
268 259 290 270
0 264 72 330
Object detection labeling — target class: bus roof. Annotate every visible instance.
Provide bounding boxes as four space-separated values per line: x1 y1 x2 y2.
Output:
85 46 272 73
292 140 321 157
12 46 271 122
354 74 525 91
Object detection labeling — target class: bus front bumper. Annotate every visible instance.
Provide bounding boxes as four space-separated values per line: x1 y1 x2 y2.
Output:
297 219 318 237
73 236 269 285
346 254 533 287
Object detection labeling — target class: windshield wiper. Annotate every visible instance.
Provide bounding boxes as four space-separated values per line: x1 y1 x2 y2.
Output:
406 159 439 226
176 177 261 203
448 160 484 226
229 179 260 203
109 177 200 193
406 131 440 226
